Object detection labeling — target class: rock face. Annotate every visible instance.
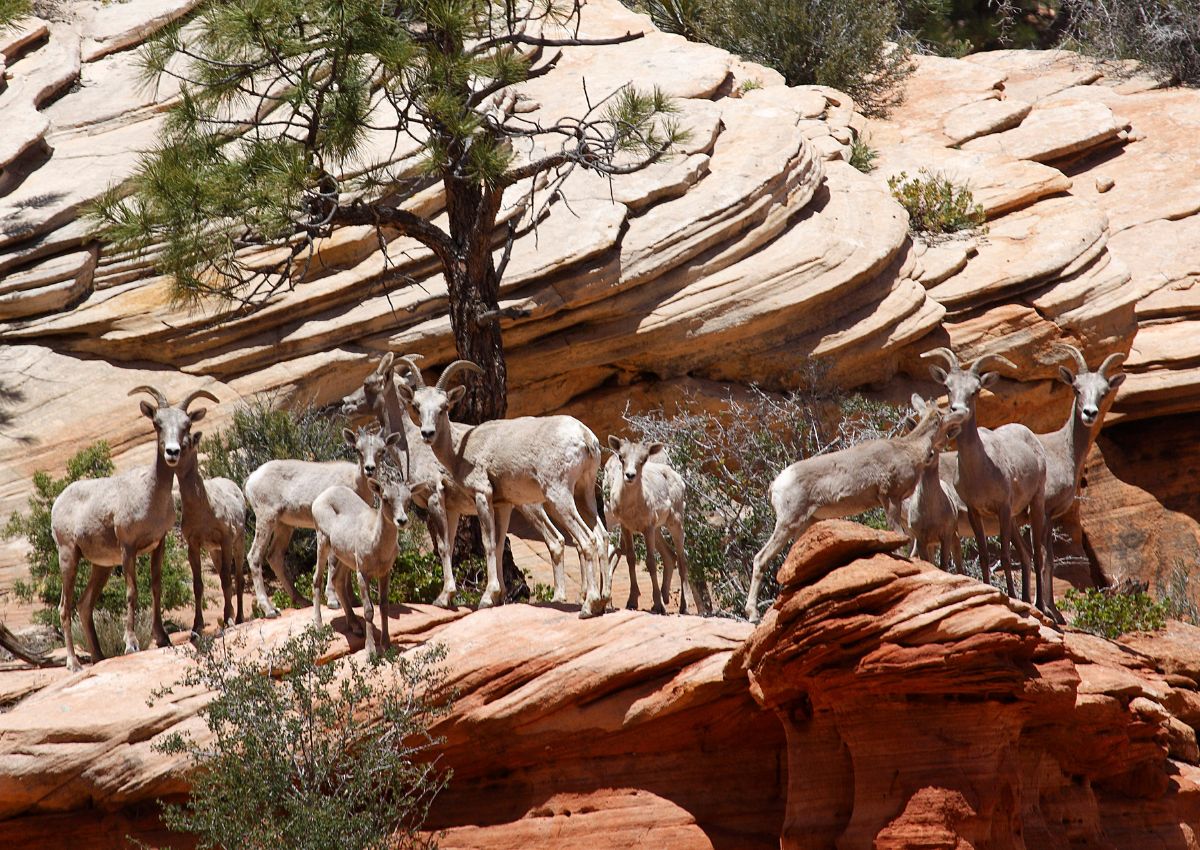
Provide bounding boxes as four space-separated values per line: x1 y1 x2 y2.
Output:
5 521 1200 848
1 3 1199 627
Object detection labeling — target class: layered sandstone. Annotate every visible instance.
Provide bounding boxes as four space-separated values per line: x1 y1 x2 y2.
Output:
5 522 1200 848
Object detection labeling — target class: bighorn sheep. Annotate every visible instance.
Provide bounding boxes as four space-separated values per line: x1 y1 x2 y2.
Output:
744 400 966 622
396 360 609 617
901 395 965 574
52 387 210 672
175 418 248 630
342 353 572 606
312 474 412 658
243 427 398 617
923 348 1052 617
604 436 704 615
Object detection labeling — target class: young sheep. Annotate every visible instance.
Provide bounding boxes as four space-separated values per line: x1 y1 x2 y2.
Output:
342 353 572 606
396 360 609 618
901 395 964 574
744 401 966 622
923 348 1052 618
605 436 705 615
52 387 211 672
243 427 399 617
175 423 247 631
312 475 412 658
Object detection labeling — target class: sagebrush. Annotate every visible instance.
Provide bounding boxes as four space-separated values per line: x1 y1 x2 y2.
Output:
888 169 987 236
1063 0 1200 85
153 626 449 850
1060 586 1169 640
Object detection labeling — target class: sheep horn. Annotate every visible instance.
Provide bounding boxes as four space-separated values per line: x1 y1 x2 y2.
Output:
436 360 485 390
179 389 219 412
1099 352 1127 379
1052 343 1088 374
920 347 960 371
394 355 428 388
968 354 1017 377
128 385 168 408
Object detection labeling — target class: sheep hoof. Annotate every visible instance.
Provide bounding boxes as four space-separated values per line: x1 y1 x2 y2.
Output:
326 597 341 610
264 606 280 619
746 609 761 624
433 591 455 608
552 591 568 604
624 597 639 610
477 590 502 610
67 659 83 673
124 638 140 654
650 604 666 615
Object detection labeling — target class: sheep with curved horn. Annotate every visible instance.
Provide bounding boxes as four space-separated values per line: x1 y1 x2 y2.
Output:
396 360 609 617
51 386 210 671
923 347 1053 618
342 352 575 607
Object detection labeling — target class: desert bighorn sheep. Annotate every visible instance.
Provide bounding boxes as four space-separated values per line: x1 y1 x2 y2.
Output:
312 474 412 658
52 386 210 672
744 400 966 622
243 426 399 617
342 353 572 606
923 348 1052 616
175 420 247 631
901 395 964 574
396 360 609 617
604 436 704 615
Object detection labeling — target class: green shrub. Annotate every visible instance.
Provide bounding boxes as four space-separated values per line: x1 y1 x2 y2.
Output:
202 395 352 603
4 441 192 629
888 169 986 236
1063 0 1200 86
1060 587 1169 640
624 373 903 619
849 137 879 173
152 626 449 850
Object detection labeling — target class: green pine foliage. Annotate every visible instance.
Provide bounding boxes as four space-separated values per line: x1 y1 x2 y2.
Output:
152 626 449 850
1060 587 1170 640
3 441 192 630
887 169 986 236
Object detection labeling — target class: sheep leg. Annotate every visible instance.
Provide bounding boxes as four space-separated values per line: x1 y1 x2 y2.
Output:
745 519 801 623
967 508 992 588
264 524 307 607
1032 497 1061 624
657 532 677 610
475 493 503 609
123 546 142 654
234 535 245 624
323 562 340 610
494 503 515 599
670 519 705 615
77 564 110 663
378 573 391 652
246 516 280 618
646 527 665 615
583 482 610 613
312 534 328 630
149 539 170 648
59 544 84 672
549 487 604 618
523 503 566 603
950 533 964 576
214 544 234 627
997 516 1017 599
938 535 952 574
333 567 360 636
620 528 638 610
358 570 376 658
187 543 205 635
425 488 456 608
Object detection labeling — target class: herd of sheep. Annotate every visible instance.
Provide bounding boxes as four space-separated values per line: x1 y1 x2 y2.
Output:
46 343 1125 671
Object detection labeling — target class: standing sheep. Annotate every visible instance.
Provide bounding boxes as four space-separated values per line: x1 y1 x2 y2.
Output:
902 395 964 574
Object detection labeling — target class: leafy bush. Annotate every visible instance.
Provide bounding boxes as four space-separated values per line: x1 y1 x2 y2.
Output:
623 376 902 618
1063 0 1200 85
849 137 879 173
4 441 192 629
1060 587 1169 639
71 610 157 660
202 395 352 601
152 626 449 850
1154 560 1200 625
888 169 987 236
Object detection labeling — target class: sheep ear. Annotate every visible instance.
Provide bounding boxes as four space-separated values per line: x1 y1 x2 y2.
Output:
379 352 395 376
647 442 665 459
928 365 948 383
139 400 157 420
368 477 383 495
980 371 1000 389
909 393 926 412
189 407 207 423
384 431 403 448
191 430 204 448
447 385 467 407
607 435 622 452
1057 366 1076 386
1108 372 1127 390
944 424 961 442
396 381 414 402
343 427 357 446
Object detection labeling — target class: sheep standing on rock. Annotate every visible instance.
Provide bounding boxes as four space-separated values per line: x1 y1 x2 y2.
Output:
902 395 964 574
604 436 705 615
744 400 966 622
52 386 210 672
174 410 248 631
312 474 412 657
243 427 399 617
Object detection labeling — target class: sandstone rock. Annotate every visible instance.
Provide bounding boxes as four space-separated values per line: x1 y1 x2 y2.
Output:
942 96 1031 145
80 0 205 62
0 17 48 60
962 101 1125 163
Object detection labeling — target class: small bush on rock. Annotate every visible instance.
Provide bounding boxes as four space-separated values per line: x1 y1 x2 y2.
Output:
1060 586 1169 639
4 441 192 630
888 169 987 236
1063 0 1200 86
152 626 450 850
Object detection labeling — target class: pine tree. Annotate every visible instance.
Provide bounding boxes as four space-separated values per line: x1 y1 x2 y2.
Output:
94 0 683 422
